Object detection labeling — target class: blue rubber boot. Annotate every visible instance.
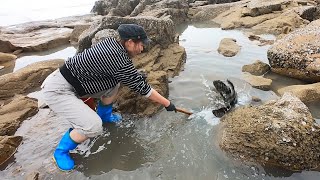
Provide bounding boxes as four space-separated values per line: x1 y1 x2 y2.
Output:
96 101 122 123
53 128 78 171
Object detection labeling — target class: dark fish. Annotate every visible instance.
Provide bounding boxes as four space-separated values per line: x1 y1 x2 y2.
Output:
212 79 237 117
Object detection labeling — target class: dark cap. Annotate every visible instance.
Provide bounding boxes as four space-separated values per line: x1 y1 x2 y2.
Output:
117 24 151 46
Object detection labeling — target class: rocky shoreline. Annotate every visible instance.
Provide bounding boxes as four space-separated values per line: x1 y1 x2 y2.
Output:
0 0 320 177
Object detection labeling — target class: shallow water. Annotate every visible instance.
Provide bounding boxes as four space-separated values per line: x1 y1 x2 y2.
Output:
13 45 76 72
1 25 319 180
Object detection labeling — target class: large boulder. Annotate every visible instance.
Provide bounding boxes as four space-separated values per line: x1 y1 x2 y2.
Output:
0 15 100 53
78 16 176 53
242 0 284 17
188 1 243 22
220 92 320 170
267 19 320 83
0 28 72 53
117 70 168 117
91 0 189 25
117 43 186 116
251 10 308 35
0 59 64 100
212 0 312 34
213 5 279 30
91 0 140 16
133 0 189 25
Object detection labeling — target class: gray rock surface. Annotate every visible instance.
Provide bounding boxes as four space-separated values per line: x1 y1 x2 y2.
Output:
220 92 320 171
242 60 271 75
0 59 64 100
243 73 272 90
278 82 320 103
78 16 176 53
267 19 320 82
217 38 241 57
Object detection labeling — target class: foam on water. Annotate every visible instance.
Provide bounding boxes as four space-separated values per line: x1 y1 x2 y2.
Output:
74 135 105 158
189 108 220 126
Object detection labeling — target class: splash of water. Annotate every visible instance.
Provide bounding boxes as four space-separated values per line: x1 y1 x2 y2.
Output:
189 108 220 126
192 75 254 126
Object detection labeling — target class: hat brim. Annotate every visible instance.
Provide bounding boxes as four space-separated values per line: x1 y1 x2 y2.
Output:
142 38 151 46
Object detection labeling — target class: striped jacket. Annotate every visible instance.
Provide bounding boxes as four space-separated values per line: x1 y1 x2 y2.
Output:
60 37 151 97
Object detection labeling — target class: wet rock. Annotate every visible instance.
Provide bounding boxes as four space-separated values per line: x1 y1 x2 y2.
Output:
0 40 16 53
293 5 318 21
258 38 275 46
245 32 275 46
117 71 168 117
216 7 279 30
0 28 72 53
242 60 271 75
242 0 284 17
0 59 64 100
212 0 282 30
220 92 320 171
152 43 186 78
91 0 189 25
217 38 240 57
0 136 23 166
0 95 38 136
78 16 176 53
117 43 186 116
211 0 313 35
134 0 189 25
0 15 99 53
189 2 242 22
243 73 272 90
252 10 308 35
70 25 91 46
91 0 139 16
12 49 23 56
246 32 261 41
267 19 320 82
0 52 17 63
278 82 320 103
251 96 262 102
92 29 120 46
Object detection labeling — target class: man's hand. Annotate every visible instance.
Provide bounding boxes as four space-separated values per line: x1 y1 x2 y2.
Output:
165 102 177 112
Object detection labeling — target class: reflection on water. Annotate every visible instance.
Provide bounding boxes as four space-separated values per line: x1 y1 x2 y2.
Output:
0 45 76 76
1 26 320 180
74 120 149 176
13 46 76 72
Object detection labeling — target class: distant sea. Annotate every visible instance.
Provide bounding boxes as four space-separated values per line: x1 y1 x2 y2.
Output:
0 0 96 26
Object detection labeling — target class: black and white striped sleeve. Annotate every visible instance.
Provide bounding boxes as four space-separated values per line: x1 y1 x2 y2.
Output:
114 61 152 97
